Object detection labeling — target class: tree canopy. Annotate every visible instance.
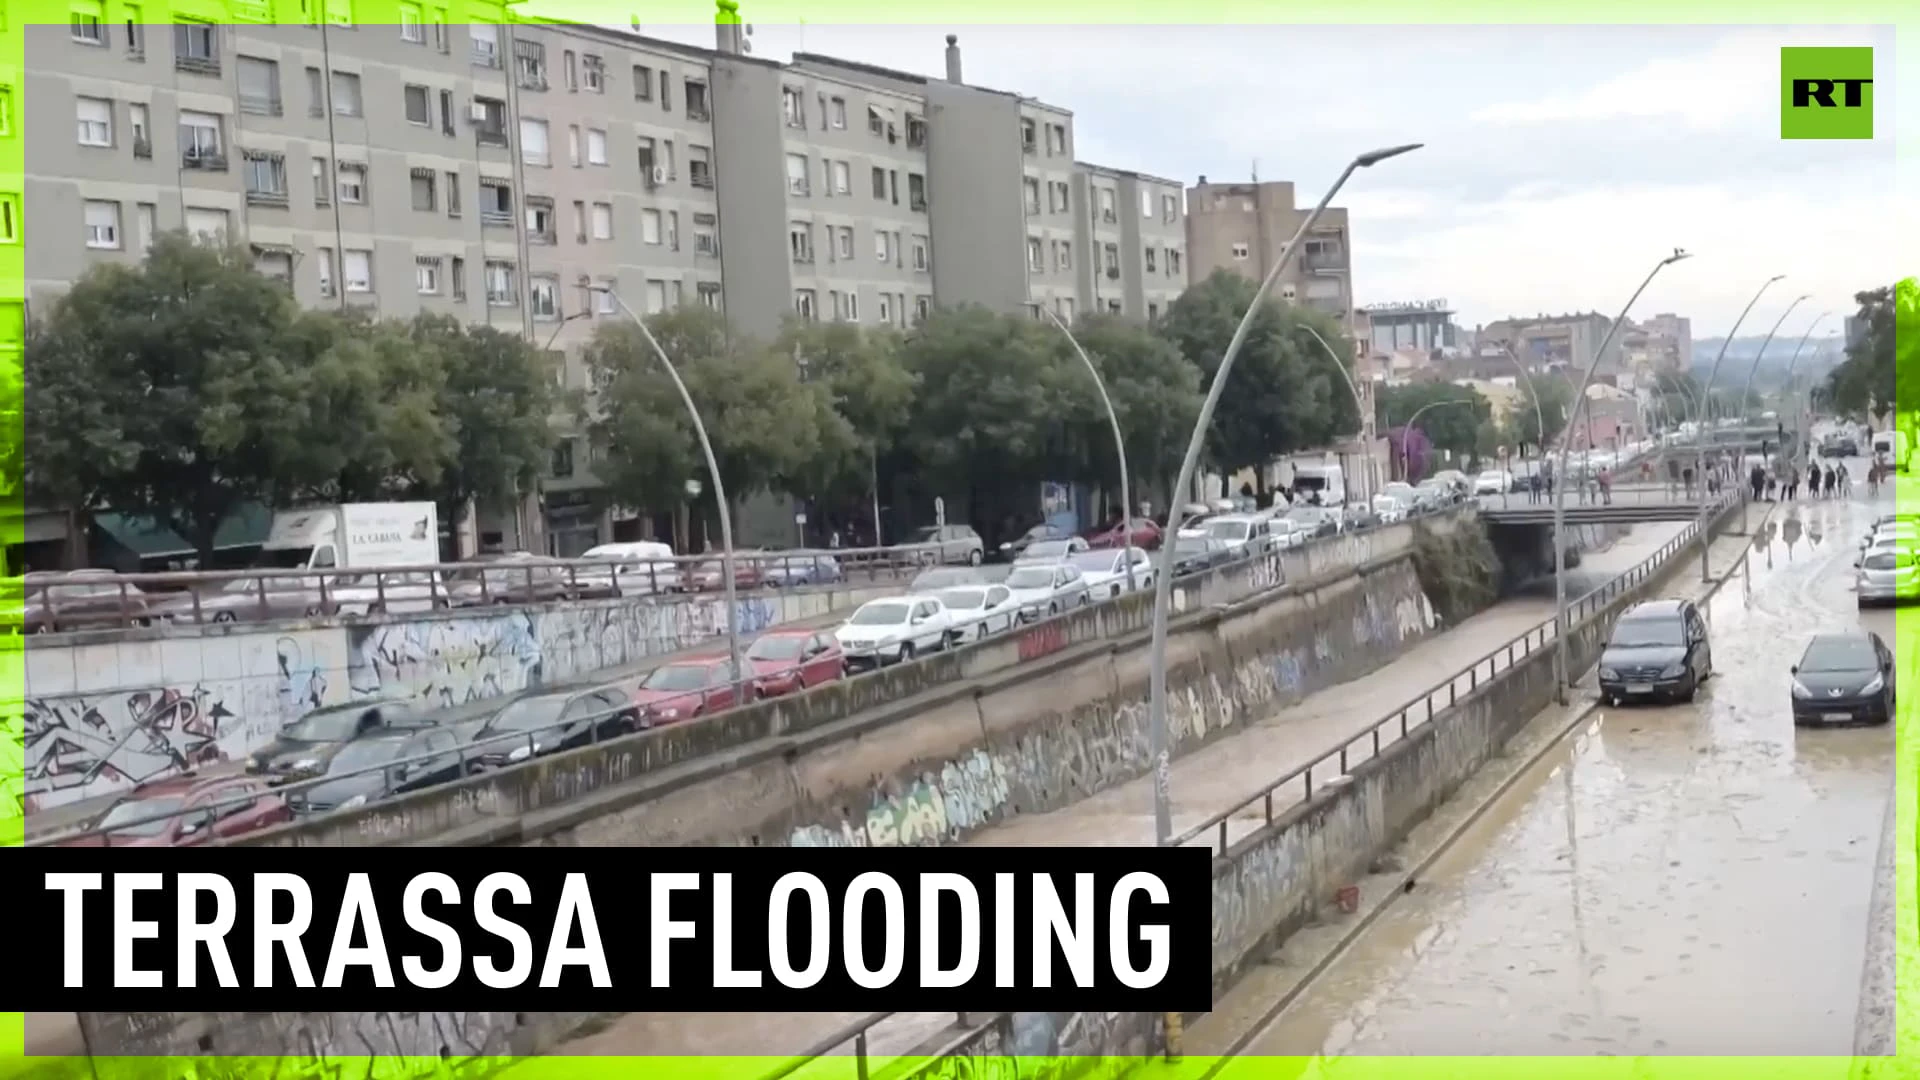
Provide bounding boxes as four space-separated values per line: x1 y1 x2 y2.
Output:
1824 284 1905 419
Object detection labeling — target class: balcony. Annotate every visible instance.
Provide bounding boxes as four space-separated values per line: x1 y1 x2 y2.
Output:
132 137 151 159
476 127 509 149
1302 251 1346 272
246 189 289 208
182 150 227 171
688 101 711 123
174 54 219 77
471 44 500 68
481 209 513 227
690 164 714 189
238 93 282 117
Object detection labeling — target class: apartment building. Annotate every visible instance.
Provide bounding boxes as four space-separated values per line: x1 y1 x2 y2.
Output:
1184 176 1352 322
21 18 1185 553
1073 163 1185 321
1479 311 1619 376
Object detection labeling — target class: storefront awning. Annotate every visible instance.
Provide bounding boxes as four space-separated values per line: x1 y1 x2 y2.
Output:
93 503 273 559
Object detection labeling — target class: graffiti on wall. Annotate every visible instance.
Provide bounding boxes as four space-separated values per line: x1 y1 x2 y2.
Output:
347 611 544 707
22 685 237 812
788 749 1012 847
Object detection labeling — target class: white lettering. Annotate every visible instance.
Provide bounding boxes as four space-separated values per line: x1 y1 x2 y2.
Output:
711 873 761 988
45 872 102 988
767 873 829 989
322 873 394 988
113 872 164 989
1032 873 1094 988
995 872 1015 989
843 872 905 989
919 873 979 989
177 873 238 988
1108 872 1170 990
473 872 533 988
401 873 463 989
651 873 700 988
253 873 316 988
540 873 610 988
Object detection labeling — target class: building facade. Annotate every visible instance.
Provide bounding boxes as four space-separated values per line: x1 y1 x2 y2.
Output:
18 18 1188 555
1477 311 1619 376
1183 176 1352 321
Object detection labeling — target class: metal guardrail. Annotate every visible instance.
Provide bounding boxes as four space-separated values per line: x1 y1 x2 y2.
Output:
36 504 1473 846
1169 491 1739 855
755 1012 899 1080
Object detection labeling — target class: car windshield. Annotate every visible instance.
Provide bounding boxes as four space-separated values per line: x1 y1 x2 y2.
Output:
938 589 987 610
278 707 373 743
1006 567 1055 589
1865 552 1916 571
490 696 570 733
1174 538 1212 555
1610 617 1685 649
1024 541 1072 559
849 602 910 626
643 664 714 691
1208 521 1251 541
909 527 942 543
1801 637 1877 672
1068 553 1116 573
98 795 186 837
328 738 406 774
747 636 807 661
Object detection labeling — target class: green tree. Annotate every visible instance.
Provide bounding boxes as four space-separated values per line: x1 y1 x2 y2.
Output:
1509 375 1575 451
1042 314 1203 505
1375 382 1490 459
405 314 560 520
1825 286 1898 419
775 318 917 503
1155 270 1356 483
23 233 307 562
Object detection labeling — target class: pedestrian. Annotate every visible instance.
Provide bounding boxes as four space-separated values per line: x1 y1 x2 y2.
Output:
1785 465 1799 501
1749 462 1766 503
1868 462 1881 497
1682 464 1696 498
1529 471 1543 504
1597 466 1613 505
1667 457 1682 496
1765 471 1777 502
1823 465 1837 499
1839 463 1852 497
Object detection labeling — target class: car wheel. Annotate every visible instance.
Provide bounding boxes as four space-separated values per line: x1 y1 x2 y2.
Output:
1680 676 1698 704
1048 602 1060 616
212 611 237 624
968 549 983 566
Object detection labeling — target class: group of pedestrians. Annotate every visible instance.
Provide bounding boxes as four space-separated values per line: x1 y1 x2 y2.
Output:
1753 461 1847 502
1522 459 1615 504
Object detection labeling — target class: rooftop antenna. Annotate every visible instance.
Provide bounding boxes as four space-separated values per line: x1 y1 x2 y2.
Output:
1251 158 1259 183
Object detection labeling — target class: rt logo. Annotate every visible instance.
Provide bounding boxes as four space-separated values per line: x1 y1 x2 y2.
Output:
1780 46 1874 140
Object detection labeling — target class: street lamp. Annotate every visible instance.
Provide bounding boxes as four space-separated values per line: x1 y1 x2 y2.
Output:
1490 339 1547 471
1694 273 1784 580
590 285 745 698
1043 308 1136 592
1732 295 1810 529
1299 323 1373 501
1777 313 1831 474
1551 248 1693 703
1393 397 1478 484
1144 141 1422 846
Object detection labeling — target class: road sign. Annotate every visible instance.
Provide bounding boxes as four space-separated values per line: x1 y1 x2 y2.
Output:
794 512 808 525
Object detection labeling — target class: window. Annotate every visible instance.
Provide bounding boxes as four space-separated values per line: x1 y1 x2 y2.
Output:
693 213 718 256
122 6 144 55
415 256 441 294
782 86 804 127
561 49 576 91
1230 242 1249 260
550 439 575 478
1050 181 1069 214
72 0 107 42
479 178 512 224
1057 241 1071 271
470 23 499 67
75 97 111 146
450 256 466 299
823 96 845 128
908 173 926 211
403 84 431 126
83 200 120 248
306 67 324 116
1057 296 1075 322
1161 193 1179 223
639 208 662 245
173 20 217 72
1141 189 1153 219
127 103 148 155
594 282 616 314
1023 177 1040 215
632 64 652 99
243 150 287 204
311 157 329 205
1097 187 1116 223
0 87 12 138
645 280 668 314
473 96 506 144
1102 243 1119 275
1169 249 1182 275
1027 236 1043 271
785 153 809 196
867 104 884 135
409 168 436 211
585 128 607 166
519 118 549 165
914 295 932 322
135 203 155 252
1144 247 1157 273
524 197 553 241
336 162 367 204
846 292 860 322
1020 117 1036 153
571 200 585 242
697 282 722 310
591 202 612 240
514 38 546 89
237 57 281 115
906 114 927 149
830 160 850 196
316 247 334 295
685 79 709 121
331 71 362 116
254 247 293 283
485 260 516 305
438 89 454 135
178 111 222 165
789 221 812 263
530 275 559 320
834 226 854 261
1047 122 1066 155
445 170 461 216
568 125 581 167
911 234 929 272
399 2 425 42
342 249 372 293
583 55 604 92
183 207 227 243
871 167 886 200
874 232 891 263
878 294 892 324
689 145 712 188
794 289 817 320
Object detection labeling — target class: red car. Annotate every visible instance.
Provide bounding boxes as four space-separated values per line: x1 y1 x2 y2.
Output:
680 553 765 593
63 773 291 847
745 628 845 699
632 655 745 726
1086 517 1164 551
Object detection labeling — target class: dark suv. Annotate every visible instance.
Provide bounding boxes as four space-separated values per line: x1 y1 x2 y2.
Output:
1597 598 1713 705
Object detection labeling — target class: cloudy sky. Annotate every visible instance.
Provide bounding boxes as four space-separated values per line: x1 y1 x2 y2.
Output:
626 21 1906 338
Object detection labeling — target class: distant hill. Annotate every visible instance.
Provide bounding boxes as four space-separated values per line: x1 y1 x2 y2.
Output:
1688 332 1848 375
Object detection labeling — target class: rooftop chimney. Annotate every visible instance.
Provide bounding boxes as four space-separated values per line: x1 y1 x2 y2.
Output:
715 0 743 54
944 34 963 83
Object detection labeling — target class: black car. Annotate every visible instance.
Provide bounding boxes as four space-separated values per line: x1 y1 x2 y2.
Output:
1597 598 1713 705
1822 437 1860 458
464 682 640 769
1170 535 1234 577
1790 632 1895 726
289 727 472 815
246 698 432 783
995 523 1074 563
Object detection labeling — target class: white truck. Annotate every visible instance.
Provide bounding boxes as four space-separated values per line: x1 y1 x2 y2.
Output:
257 503 444 615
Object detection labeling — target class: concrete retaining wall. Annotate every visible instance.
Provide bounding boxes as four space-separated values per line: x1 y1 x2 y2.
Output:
20 581 896 813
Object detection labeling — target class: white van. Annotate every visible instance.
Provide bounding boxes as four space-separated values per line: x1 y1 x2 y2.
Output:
1873 430 1910 473
577 541 679 596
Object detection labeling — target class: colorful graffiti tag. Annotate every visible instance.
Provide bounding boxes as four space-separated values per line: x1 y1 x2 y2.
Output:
22 685 236 812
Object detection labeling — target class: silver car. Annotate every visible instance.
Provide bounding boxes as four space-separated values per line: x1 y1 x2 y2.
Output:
1857 547 1919 607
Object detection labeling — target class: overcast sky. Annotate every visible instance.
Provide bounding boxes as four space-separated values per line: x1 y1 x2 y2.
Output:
625 21 1907 338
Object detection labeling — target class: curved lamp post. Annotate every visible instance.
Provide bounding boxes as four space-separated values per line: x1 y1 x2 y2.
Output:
1731 295 1810 528
1490 340 1547 475
1299 323 1372 500
1043 308 1136 592
1694 274 1784 579
1394 397 1478 484
1551 248 1693 702
1777 314 1831 474
591 285 745 697
1145 141 1423 846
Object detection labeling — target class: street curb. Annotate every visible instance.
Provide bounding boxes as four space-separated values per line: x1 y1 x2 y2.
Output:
1853 778 1899 1056
1196 515 1764 1071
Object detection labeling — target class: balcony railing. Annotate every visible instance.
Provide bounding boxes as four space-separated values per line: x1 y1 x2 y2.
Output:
690 166 714 190
480 209 514 227
175 54 219 76
182 150 228 171
238 93 282 117
476 127 509 148
1303 251 1347 271
245 189 289 208
688 102 711 122
131 137 152 159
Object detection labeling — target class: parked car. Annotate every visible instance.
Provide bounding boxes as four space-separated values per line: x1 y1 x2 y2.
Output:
932 583 1023 641
246 698 432 783
1202 514 1276 557
1169 534 1235 576
745 628 845 698
834 596 959 669
681 552 766 592
1790 631 1895 726
906 525 986 566
572 541 678 597
464 682 641 768
1596 598 1713 705
1015 537 1091 564
1858 548 1920 607
290 727 472 815
151 575 332 625
19 570 163 633
445 552 574 606
1085 517 1164 552
632 656 746 725
908 565 1009 592
996 523 1075 562
760 550 846 588
1371 493 1412 525
1283 504 1341 540
1475 469 1516 496
63 774 291 847
1066 547 1155 600
1003 561 1094 622
1821 436 1860 458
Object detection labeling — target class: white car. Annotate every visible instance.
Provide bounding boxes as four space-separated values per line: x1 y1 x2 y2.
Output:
1014 537 1090 564
1371 493 1411 525
834 596 958 669
1203 514 1275 556
933 583 1023 641
1065 547 1155 600
1003 561 1094 622
1475 470 1514 495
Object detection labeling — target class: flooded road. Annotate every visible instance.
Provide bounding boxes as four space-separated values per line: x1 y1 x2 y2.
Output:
1243 492 1899 1056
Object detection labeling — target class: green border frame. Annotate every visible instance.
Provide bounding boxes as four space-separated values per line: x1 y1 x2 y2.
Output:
0 1 1912 1078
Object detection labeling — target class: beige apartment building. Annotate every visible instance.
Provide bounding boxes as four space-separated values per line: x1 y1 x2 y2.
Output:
1183 176 1352 321
17 18 1187 555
